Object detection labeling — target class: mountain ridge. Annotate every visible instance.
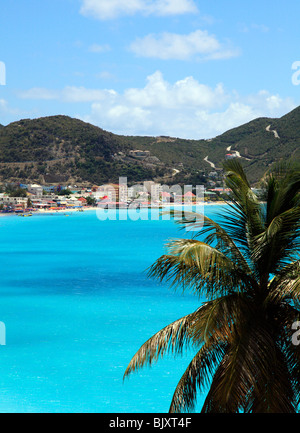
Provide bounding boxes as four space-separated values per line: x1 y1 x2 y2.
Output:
0 107 299 185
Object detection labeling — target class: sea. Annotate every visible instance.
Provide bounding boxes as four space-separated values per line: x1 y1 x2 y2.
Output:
0 205 223 413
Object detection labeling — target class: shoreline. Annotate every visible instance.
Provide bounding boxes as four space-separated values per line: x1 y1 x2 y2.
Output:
0 201 227 217
0 206 96 217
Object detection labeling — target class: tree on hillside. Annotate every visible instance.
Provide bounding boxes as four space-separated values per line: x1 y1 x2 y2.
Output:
57 188 72 196
8 187 27 197
124 159 300 413
86 196 97 206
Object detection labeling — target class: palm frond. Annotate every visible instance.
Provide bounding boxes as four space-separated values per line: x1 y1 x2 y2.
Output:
172 294 256 412
201 318 277 413
252 206 300 276
190 293 253 345
262 160 300 222
162 210 256 285
267 260 300 303
223 160 264 240
148 238 249 299
124 294 249 382
125 159 300 413
250 346 297 413
123 310 199 379
169 342 226 413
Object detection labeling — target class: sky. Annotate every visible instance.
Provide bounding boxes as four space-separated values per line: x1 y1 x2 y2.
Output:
1 0 300 139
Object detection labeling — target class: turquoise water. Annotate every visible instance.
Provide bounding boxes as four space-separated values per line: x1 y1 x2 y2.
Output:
0 206 222 413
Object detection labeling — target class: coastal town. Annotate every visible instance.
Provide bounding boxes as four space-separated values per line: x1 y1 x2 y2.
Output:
0 180 231 215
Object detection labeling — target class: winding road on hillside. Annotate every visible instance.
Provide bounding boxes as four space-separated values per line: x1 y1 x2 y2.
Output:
203 156 216 169
203 144 250 169
203 122 281 170
266 124 280 139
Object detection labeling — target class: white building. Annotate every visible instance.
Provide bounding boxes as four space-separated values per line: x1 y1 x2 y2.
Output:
143 181 161 201
0 195 27 207
27 184 43 197
129 150 150 159
95 184 128 202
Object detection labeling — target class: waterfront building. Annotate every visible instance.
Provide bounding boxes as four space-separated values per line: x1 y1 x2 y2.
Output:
27 184 43 197
0 196 27 207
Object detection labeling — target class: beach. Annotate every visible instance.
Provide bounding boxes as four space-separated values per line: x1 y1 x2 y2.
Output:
0 201 227 217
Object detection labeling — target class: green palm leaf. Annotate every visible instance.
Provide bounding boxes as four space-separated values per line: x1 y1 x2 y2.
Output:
124 159 300 413
169 342 226 413
148 238 250 299
123 310 199 379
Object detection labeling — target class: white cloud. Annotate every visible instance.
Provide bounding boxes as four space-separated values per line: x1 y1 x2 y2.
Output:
0 99 9 111
19 88 60 100
88 43 111 53
62 86 118 103
238 23 270 33
17 72 296 139
124 71 228 108
0 98 26 123
81 73 295 138
252 23 270 33
193 103 260 138
148 0 198 16
95 71 116 80
0 99 14 117
79 0 197 20
19 86 117 103
244 90 295 116
129 30 239 61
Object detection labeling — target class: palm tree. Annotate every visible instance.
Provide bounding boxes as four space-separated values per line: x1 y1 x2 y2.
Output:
124 159 300 413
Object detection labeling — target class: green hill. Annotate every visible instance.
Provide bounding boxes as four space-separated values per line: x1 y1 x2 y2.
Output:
0 116 159 185
0 107 299 186
206 106 300 182
0 115 210 185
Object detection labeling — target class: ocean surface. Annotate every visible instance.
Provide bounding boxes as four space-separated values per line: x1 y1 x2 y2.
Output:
0 205 222 413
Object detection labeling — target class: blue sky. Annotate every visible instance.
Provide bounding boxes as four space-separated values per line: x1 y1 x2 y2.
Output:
0 0 300 139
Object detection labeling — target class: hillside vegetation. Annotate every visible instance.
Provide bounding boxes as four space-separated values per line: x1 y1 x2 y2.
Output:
0 106 299 185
